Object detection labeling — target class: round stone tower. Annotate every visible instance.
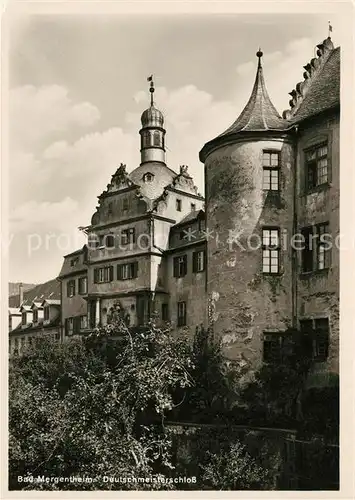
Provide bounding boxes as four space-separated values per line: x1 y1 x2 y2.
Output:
200 50 295 370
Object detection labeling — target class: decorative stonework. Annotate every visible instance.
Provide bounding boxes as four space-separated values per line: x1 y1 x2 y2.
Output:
282 37 334 119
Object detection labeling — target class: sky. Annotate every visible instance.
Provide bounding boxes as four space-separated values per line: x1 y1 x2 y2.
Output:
7 12 344 283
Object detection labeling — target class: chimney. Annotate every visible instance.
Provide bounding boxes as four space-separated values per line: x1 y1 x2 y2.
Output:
19 283 23 307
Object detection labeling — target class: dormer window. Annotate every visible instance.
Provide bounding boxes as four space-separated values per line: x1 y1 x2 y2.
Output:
143 172 154 183
33 309 38 323
22 312 27 326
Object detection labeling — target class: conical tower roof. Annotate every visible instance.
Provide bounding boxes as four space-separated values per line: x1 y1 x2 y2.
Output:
220 49 286 135
200 49 289 162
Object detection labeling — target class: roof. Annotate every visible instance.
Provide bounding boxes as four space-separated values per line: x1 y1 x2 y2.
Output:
290 46 340 124
42 299 61 306
129 162 179 201
219 51 287 135
9 308 21 315
8 278 60 308
172 209 205 228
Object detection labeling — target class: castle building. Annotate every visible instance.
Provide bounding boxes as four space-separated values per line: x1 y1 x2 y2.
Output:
8 280 61 355
48 36 339 388
58 78 206 337
200 38 339 384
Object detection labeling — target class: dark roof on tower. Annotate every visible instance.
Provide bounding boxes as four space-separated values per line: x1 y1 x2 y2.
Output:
219 50 287 136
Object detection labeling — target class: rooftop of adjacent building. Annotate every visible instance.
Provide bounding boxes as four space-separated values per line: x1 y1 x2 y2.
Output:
8 278 60 309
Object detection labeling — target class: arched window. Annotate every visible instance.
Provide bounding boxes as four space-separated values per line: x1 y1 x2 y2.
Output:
142 131 150 149
153 131 161 147
143 172 154 183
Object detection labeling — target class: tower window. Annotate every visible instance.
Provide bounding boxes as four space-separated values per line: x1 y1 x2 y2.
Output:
262 228 280 274
263 151 280 191
143 172 154 183
153 131 161 147
176 199 182 211
142 131 150 149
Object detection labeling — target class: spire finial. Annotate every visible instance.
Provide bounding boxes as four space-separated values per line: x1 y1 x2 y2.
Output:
328 21 333 38
147 74 154 106
256 48 263 67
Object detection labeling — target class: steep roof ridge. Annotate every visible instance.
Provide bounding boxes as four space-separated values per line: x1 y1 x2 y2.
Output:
282 37 335 120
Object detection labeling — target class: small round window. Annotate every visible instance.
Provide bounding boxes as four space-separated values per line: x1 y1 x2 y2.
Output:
143 172 154 183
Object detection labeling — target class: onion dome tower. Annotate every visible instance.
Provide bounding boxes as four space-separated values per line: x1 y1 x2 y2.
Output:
200 49 294 368
139 76 166 165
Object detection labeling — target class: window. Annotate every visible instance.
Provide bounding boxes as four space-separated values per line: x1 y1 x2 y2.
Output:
162 303 169 321
263 333 284 363
176 199 182 212
121 227 135 245
70 257 79 266
301 227 313 273
153 131 161 147
33 309 38 323
262 151 280 191
305 143 328 191
143 172 154 182
79 277 88 295
314 318 330 361
94 266 114 283
193 250 206 273
177 301 187 327
198 218 206 232
108 203 113 215
44 306 50 321
80 315 88 330
88 233 100 249
21 312 27 326
67 280 76 297
122 199 129 212
173 255 187 278
117 262 138 280
142 130 150 148
300 318 329 362
316 223 330 270
191 203 196 211
262 228 280 274
65 317 74 336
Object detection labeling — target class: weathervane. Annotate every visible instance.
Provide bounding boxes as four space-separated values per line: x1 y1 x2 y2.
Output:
147 74 154 106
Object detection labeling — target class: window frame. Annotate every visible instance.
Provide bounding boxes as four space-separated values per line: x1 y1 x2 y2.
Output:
300 318 329 362
162 303 169 321
262 227 281 275
262 150 280 192
43 306 50 321
177 301 187 327
94 266 114 284
263 332 284 364
316 222 331 271
78 276 88 295
32 309 38 323
117 262 138 280
121 227 136 246
173 255 187 278
193 250 206 273
67 279 76 297
305 142 329 192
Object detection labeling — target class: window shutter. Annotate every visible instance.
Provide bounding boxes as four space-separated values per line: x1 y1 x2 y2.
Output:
133 261 138 278
117 264 122 280
109 266 114 282
132 229 136 244
173 257 178 277
67 282 70 296
203 250 207 270
183 255 187 275
93 269 98 283
65 318 69 335
72 280 76 296
192 252 197 273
